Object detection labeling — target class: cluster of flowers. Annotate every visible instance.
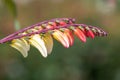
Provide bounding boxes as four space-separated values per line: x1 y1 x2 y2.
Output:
0 18 107 58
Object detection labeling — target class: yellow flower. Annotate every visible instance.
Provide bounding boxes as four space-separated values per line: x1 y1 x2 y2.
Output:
10 33 53 58
42 33 53 54
10 38 30 57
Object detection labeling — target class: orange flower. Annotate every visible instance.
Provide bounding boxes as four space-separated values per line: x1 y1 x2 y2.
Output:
73 28 86 43
63 29 74 46
52 30 69 48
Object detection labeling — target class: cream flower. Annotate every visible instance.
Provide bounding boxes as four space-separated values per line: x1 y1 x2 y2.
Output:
29 34 47 58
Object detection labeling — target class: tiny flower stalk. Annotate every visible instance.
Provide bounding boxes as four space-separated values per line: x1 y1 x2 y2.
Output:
0 18 107 58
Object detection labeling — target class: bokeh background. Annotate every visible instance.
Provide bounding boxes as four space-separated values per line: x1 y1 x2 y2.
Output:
0 0 120 80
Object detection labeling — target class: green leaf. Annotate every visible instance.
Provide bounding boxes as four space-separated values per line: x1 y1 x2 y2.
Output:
2 0 17 18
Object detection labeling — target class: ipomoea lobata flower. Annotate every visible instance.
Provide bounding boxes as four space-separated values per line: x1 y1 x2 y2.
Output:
0 18 107 58
63 29 74 46
10 38 30 57
29 34 48 58
52 30 70 48
42 33 53 54
73 27 86 43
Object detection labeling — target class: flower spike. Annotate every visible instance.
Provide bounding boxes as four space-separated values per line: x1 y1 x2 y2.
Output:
0 18 107 58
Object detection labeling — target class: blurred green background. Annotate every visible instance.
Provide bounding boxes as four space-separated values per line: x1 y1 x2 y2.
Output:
0 0 120 80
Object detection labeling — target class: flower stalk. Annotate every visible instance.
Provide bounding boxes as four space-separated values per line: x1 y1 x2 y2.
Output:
0 18 107 58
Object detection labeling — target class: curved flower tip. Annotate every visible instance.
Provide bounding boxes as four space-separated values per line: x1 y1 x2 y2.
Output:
73 28 86 43
78 26 95 39
52 30 69 48
29 34 47 58
10 39 30 57
42 33 53 54
86 30 95 39
63 29 74 46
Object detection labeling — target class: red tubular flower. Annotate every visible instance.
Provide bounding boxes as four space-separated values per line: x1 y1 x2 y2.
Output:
73 28 86 43
78 26 95 39
0 18 107 58
88 28 96 37
85 27 95 39
86 30 95 39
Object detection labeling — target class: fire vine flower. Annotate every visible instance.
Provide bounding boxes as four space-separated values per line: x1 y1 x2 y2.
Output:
0 18 107 58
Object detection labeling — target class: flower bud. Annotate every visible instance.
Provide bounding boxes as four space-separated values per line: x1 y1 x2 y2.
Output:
74 28 86 43
64 29 74 46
